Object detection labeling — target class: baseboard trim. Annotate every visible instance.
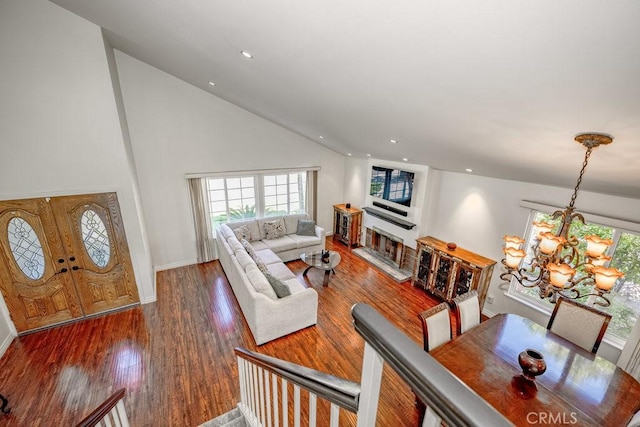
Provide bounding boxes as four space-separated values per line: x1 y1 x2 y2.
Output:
154 259 198 272
0 331 15 358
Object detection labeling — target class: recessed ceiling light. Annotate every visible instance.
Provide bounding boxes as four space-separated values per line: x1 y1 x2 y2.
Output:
319 135 324 139
347 153 352 156
465 168 473 173
390 139 398 144
208 81 216 87
366 153 371 157
241 50 253 59
402 158 408 162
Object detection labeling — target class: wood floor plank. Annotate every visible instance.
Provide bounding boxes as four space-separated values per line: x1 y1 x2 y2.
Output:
0 237 443 426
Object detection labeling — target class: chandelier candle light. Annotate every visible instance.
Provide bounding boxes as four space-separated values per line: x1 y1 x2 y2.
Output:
501 133 624 307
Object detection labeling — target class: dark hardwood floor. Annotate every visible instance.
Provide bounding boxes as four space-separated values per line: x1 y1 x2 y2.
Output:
0 237 444 426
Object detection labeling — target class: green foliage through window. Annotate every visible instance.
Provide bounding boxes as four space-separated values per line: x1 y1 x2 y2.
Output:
512 211 640 341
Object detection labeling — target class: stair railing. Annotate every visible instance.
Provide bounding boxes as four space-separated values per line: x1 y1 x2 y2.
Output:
352 303 512 427
235 347 361 427
235 303 512 426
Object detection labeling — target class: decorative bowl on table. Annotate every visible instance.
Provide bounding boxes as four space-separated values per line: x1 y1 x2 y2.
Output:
518 349 546 381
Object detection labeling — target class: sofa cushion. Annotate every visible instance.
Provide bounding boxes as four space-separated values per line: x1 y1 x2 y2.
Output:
219 224 236 240
233 224 252 241
265 273 292 298
228 220 261 242
235 249 256 270
257 216 283 240
249 240 268 251
263 218 286 240
284 213 309 235
288 233 322 249
245 264 278 300
296 219 316 236
283 277 307 294
228 237 244 253
262 236 297 252
255 249 283 265
266 262 297 281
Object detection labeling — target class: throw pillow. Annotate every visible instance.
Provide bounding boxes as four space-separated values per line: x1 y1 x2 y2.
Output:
241 238 258 260
255 257 269 274
265 273 292 298
296 219 316 236
233 224 251 241
263 219 286 240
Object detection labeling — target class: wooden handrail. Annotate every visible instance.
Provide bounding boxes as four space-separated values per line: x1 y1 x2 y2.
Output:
234 347 361 413
76 388 126 427
351 303 513 427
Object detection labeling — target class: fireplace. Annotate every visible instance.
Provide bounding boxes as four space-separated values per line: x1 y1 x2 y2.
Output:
369 227 404 267
362 227 416 274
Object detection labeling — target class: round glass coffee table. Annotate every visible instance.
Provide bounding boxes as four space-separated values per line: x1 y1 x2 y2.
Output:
301 250 341 287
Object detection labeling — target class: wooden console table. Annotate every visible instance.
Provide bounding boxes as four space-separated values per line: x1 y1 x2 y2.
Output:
333 204 362 247
412 236 495 308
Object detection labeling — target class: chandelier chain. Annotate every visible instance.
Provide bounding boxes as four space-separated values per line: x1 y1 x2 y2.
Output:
569 146 593 208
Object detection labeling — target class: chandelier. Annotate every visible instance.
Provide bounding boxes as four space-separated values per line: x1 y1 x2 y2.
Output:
501 133 624 307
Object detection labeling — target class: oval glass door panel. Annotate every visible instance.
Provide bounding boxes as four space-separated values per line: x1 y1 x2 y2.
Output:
7 217 46 280
81 209 111 268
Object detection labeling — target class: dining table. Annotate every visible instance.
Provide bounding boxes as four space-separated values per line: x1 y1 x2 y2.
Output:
429 313 640 426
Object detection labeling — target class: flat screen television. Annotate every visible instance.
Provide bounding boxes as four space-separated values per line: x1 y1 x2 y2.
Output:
369 166 415 207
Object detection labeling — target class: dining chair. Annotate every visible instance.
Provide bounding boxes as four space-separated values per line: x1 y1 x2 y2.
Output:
418 302 453 352
547 297 612 354
76 388 129 427
628 410 640 427
452 290 481 336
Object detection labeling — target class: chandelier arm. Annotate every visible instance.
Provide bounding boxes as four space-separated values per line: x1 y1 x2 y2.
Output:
500 263 544 288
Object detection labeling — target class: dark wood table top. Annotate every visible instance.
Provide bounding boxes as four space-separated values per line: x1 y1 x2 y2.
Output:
430 313 640 427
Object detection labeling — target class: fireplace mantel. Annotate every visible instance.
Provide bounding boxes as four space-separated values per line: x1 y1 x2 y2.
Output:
363 207 416 230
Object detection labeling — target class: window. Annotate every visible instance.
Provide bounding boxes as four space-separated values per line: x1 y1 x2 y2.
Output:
205 170 312 229
263 172 306 216
207 176 256 229
510 210 640 342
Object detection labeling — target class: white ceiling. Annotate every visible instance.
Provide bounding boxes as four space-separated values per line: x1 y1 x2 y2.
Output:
50 0 640 199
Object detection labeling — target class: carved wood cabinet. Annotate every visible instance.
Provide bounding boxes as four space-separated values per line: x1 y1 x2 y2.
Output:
333 204 362 247
412 236 496 308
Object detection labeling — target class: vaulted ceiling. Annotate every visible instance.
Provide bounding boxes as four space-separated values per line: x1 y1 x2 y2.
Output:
50 0 640 199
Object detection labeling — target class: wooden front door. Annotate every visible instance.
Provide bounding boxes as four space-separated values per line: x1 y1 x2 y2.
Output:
49 193 139 316
0 198 83 332
0 193 139 333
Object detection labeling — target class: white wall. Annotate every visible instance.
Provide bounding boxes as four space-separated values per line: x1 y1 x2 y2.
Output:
114 52 346 269
426 170 640 362
343 164 640 362
0 0 155 350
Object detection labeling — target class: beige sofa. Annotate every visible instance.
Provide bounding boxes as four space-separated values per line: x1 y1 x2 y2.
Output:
215 214 325 345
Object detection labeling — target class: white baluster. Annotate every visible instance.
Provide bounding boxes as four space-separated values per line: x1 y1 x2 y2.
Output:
258 367 266 426
264 369 272 427
356 342 384 427
272 373 279 427
294 385 301 427
422 407 442 427
282 379 288 427
329 403 340 427
252 363 260 424
309 393 317 427
237 358 246 412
